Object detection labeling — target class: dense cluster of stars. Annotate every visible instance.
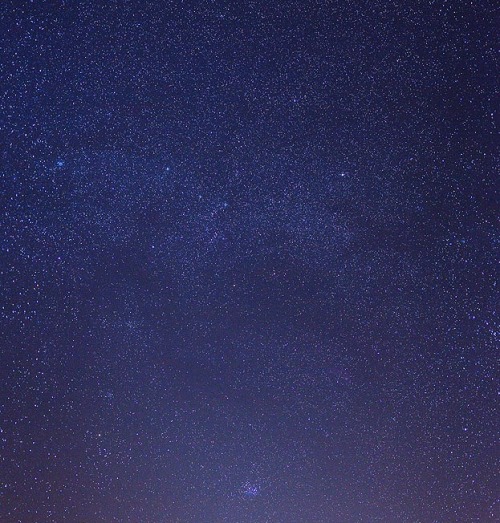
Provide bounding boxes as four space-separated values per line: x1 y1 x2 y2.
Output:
1 1 498 522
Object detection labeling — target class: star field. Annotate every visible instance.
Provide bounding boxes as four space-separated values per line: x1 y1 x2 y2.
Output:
1 1 498 522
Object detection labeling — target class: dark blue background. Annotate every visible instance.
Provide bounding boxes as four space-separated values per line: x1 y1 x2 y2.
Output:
1 1 497 521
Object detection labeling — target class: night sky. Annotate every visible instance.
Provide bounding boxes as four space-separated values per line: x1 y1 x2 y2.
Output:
1 1 498 522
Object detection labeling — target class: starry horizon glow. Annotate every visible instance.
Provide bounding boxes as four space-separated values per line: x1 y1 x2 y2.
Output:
1 1 498 522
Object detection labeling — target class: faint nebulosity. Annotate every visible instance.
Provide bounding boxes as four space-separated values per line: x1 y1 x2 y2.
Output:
1 1 498 522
